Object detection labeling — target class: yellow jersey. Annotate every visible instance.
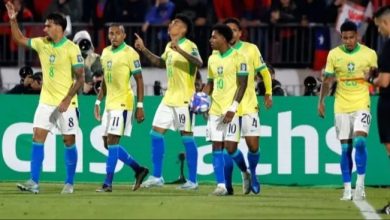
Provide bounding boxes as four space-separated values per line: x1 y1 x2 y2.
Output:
208 47 248 115
28 37 84 107
324 43 377 113
161 38 200 107
101 43 142 110
233 41 269 115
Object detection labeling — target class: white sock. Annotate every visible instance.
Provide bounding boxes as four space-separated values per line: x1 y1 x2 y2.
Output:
356 174 365 186
344 182 352 191
217 183 226 188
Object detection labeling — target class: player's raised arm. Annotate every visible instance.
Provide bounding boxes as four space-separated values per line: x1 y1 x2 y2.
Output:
134 33 165 68
170 38 203 68
5 1 29 47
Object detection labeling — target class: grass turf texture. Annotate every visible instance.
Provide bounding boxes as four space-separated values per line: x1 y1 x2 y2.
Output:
1 182 390 219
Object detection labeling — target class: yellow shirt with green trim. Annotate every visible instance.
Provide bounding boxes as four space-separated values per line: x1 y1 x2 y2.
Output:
324 43 377 113
101 43 142 110
233 41 268 115
161 37 200 107
28 37 84 107
208 47 249 116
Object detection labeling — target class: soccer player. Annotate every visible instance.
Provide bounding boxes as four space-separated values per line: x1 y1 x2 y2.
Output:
204 23 248 196
5 1 85 194
318 21 377 201
223 18 273 195
134 14 203 189
94 24 149 192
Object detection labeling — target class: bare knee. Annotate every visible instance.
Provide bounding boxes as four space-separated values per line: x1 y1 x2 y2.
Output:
63 135 75 147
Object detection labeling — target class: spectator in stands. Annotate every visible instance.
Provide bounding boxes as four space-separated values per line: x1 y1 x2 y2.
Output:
44 0 82 22
7 66 41 94
31 0 51 21
257 63 285 96
172 0 207 26
297 0 327 26
114 0 150 23
212 0 243 22
142 0 175 33
303 76 318 96
269 0 300 24
240 0 268 26
72 30 103 95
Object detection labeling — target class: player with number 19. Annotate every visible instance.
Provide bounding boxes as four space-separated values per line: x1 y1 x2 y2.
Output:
318 21 377 201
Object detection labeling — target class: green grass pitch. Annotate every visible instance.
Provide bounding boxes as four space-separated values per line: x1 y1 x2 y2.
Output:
1 182 390 219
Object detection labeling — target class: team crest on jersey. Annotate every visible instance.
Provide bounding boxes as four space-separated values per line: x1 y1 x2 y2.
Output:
347 62 355 73
107 60 112 70
240 63 247 71
217 66 223 75
134 60 141 68
49 55 55 64
77 55 84 63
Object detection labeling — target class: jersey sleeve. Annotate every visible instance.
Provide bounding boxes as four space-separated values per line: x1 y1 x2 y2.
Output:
69 45 84 70
253 45 266 72
129 49 142 75
207 56 214 80
369 50 378 69
323 51 335 77
236 54 249 76
27 37 44 52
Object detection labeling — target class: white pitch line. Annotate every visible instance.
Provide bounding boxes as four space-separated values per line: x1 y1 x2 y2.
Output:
353 200 381 220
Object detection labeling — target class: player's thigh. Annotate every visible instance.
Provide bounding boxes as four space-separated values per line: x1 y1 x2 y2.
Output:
241 113 261 137
173 106 194 132
33 103 57 132
58 107 80 135
152 103 175 130
224 115 241 142
207 115 224 142
353 110 371 136
101 110 109 136
335 113 353 140
106 109 133 137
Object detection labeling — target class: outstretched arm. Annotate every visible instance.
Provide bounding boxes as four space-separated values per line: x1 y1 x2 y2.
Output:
6 1 28 47
134 33 165 68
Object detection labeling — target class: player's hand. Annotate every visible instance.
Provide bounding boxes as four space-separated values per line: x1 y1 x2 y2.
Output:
58 96 71 113
135 107 145 123
5 1 18 20
94 104 101 121
318 102 325 118
223 111 235 124
364 67 378 82
134 33 145 51
264 94 273 109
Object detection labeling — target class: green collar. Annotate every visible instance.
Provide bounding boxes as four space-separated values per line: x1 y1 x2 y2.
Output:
219 47 234 58
178 37 186 45
111 42 126 53
51 36 67 48
232 41 243 50
340 43 361 54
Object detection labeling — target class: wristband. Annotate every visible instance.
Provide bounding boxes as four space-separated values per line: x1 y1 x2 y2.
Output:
137 102 144 108
95 100 101 105
228 101 239 112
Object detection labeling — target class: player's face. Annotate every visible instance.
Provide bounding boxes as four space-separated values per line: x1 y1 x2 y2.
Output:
108 26 126 47
375 17 390 37
168 19 186 37
43 20 62 41
226 23 241 45
209 30 226 51
341 31 358 51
